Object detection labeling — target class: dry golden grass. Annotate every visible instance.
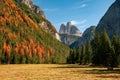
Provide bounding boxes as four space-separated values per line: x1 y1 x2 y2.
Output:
0 64 120 80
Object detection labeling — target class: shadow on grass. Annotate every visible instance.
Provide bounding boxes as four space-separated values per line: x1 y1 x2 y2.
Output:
96 75 120 79
55 64 93 68
54 64 120 79
83 69 120 74
78 69 120 79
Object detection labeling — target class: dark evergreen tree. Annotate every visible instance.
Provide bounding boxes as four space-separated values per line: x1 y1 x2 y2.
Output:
0 49 3 64
12 53 20 64
92 32 101 65
36 53 40 64
112 33 120 66
20 55 26 64
84 40 92 64
75 46 81 63
76 46 81 63
93 29 116 70
25 52 31 64
100 29 113 67
67 48 77 64
72 48 76 64
81 44 85 64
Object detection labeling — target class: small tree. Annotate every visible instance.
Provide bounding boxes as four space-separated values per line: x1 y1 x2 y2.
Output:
20 55 26 64
101 29 115 70
92 32 101 65
67 49 77 64
84 40 92 64
112 33 120 66
81 44 85 64
76 46 81 63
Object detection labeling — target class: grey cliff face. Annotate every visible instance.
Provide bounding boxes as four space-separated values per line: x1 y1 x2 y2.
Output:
59 22 82 36
59 24 66 34
59 21 82 45
19 0 46 18
96 0 120 38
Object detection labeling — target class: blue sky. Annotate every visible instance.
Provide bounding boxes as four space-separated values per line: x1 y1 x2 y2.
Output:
32 0 115 32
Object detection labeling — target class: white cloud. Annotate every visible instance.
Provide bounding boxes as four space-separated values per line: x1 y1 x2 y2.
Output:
75 0 92 5
80 4 87 8
76 4 87 9
73 0 93 9
73 4 87 9
43 8 58 12
71 19 87 25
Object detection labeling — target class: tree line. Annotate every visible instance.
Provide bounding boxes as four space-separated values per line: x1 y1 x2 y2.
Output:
67 29 120 70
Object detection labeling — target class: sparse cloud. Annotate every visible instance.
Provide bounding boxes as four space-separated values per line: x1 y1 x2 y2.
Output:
73 0 93 9
43 8 58 12
75 4 87 9
57 19 87 27
75 0 92 5
71 19 87 25
80 4 87 8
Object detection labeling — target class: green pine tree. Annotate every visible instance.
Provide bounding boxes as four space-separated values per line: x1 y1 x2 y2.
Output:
84 40 92 64
76 46 81 63
100 29 112 66
92 32 101 65
81 44 85 64
76 46 81 64
20 54 26 64
112 33 120 66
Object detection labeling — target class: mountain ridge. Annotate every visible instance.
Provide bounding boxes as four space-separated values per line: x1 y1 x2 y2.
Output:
96 0 120 38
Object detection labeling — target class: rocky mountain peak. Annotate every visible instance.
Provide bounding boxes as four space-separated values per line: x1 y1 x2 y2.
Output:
59 24 66 34
19 0 46 18
59 21 82 45
59 21 82 37
67 22 72 27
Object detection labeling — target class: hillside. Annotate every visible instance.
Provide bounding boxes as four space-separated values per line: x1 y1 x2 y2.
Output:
70 26 96 48
96 0 120 39
15 0 57 34
0 0 69 64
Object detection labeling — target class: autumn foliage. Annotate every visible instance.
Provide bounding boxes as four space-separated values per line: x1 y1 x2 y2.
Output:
0 0 69 64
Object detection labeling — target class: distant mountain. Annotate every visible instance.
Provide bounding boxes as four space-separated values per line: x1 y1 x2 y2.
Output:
70 26 96 48
59 34 80 45
96 0 120 38
59 22 82 37
59 22 82 45
0 0 69 64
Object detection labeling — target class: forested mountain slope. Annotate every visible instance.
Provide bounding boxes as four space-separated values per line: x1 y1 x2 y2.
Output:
0 0 69 64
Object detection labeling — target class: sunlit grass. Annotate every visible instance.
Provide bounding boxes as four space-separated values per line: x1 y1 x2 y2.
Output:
0 64 120 80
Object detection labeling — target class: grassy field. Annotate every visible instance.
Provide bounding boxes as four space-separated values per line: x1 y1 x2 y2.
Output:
0 64 120 80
